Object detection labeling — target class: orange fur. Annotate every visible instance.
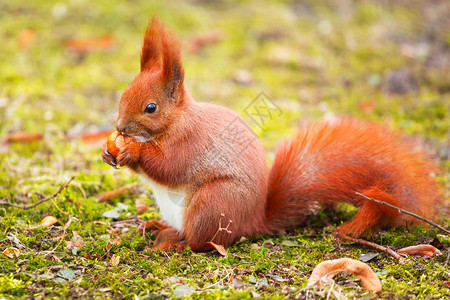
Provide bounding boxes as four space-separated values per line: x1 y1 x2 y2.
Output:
103 17 445 252
140 17 162 72
266 118 442 237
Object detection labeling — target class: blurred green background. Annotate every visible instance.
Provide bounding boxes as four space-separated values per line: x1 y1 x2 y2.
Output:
1 0 449 148
0 0 449 298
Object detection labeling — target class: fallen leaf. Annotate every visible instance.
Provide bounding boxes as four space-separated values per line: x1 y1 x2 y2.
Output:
112 238 121 246
136 199 149 215
97 185 135 203
106 241 111 253
70 231 85 249
6 235 23 248
188 31 224 54
107 229 120 235
281 240 299 247
59 269 76 280
4 131 43 143
358 100 376 113
66 35 114 54
110 254 120 267
40 216 58 228
267 274 289 282
167 275 183 284
257 278 268 287
251 291 261 298
102 209 120 219
359 252 379 262
116 202 129 211
397 245 442 258
18 29 37 49
429 238 443 250
207 241 227 256
80 130 113 147
173 285 195 298
232 278 244 289
93 221 107 225
3 247 20 258
307 258 382 293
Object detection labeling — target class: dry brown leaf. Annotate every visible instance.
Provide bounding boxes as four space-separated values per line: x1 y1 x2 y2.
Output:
40 216 58 228
3 247 20 258
4 131 43 143
70 231 85 249
188 31 224 54
112 238 121 246
308 258 382 293
358 100 376 113
207 241 227 256
97 185 134 203
110 254 120 267
397 245 442 258
66 35 114 54
18 29 37 49
80 130 113 147
93 221 107 225
106 241 111 253
429 237 443 250
136 199 149 215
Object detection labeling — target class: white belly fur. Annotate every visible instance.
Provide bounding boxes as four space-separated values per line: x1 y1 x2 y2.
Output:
140 174 186 233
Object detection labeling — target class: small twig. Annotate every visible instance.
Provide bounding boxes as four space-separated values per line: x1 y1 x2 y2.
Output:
52 199 69 216
0 177 75 209
210 213 233 243
336 278 361 285
445 251 449 267
356 192 450 235
337 232 405 263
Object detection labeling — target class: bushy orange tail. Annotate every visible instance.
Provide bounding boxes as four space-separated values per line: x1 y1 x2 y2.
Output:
265 118 443 237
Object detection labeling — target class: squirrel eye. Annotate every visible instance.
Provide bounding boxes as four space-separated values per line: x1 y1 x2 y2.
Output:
144 103 157 114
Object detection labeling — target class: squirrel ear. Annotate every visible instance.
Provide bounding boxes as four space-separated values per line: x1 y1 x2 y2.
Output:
161 24 185 101
141 16 162 72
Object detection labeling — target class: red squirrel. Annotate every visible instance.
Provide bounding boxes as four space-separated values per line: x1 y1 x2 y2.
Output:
102 17 443 252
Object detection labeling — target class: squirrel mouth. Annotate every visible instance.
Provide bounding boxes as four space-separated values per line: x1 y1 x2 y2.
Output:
132 135 149 143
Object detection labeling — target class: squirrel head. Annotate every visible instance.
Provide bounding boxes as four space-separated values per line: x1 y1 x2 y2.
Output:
116 16 185 141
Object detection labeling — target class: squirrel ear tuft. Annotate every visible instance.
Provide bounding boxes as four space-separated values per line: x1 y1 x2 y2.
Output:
160 23 185 101
141 16 163 72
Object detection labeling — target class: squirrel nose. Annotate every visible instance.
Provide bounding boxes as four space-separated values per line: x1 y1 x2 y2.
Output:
116 118 126 134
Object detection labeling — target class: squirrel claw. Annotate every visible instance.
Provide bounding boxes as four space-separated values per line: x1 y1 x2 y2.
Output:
102 148 118 169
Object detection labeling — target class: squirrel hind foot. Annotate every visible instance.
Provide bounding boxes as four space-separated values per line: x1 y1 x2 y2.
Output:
337 186 404 237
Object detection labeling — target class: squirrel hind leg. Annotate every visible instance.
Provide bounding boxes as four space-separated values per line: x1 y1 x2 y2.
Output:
337 186 402 237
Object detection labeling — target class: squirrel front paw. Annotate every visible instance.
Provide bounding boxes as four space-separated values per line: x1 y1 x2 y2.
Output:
102 146 118 169
116 142 140 167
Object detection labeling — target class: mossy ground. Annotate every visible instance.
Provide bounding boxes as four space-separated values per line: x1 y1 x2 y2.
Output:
0 0 449 299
